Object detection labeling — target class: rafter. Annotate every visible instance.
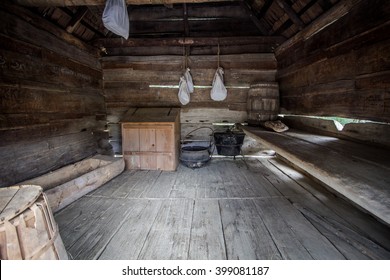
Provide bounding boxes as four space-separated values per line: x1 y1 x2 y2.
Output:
240 0 268 35
14 0 236 7
272 0 318 35
93 36 285 48
66 6 88 34
276 0 305 30
258 0 274 18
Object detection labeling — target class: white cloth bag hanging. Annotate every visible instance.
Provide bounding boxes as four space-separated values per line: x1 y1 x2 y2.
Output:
210 67 227 101
102 0 129 39
178 76 190 105
184 68 194 93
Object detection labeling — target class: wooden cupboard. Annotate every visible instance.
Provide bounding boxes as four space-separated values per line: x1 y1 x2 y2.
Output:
121 108 180 171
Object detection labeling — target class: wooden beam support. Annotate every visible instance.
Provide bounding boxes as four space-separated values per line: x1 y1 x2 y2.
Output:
183 3 190 57
183 3 190 37
66 6 88 34
271 0 318 35
240 0 268 35
93 36 285 48
276 0 364 56
257 0 274 18
14 0 236 7
276 0 305 30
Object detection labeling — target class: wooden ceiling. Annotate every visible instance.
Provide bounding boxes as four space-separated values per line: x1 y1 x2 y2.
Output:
13 0 341 55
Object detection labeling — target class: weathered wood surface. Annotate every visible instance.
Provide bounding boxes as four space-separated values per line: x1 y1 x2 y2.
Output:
276 0 390 122
45 157 124 212
103 54 274 154
282 115 390 149
15 0 236 6
265 158 390 251
0 185 68 260
0 5 105 187
0 132 98 188
56 158 390 260
242 126 390 226
103 53 275 154
188 200 226 259
96 36 284 48
99 199 163 260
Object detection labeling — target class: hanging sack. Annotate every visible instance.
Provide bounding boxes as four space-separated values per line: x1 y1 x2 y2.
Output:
184 68 194 93
102 0 129 39
210 67 227 101
178 76 190 105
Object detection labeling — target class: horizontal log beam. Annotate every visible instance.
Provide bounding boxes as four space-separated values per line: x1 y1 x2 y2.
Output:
94 36 285 48
14 0 236 6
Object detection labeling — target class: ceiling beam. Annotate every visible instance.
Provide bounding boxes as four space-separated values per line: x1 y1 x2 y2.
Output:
257 0 274 18
276 0 305 30
14 0 236 7
276 0 364 55
240 0 268 35
271 0 318 35
93 36 285 48
66 6 88 33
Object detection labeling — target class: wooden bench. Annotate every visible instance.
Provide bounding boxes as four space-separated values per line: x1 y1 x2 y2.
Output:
242 126 390 226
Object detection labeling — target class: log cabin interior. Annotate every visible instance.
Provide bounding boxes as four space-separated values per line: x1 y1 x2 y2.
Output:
0 0 389 260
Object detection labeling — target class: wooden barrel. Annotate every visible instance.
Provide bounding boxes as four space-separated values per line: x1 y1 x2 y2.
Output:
247 83 279 124
0 185 68 260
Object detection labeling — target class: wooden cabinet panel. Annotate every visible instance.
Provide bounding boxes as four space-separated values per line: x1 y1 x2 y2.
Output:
140 128 156 152
156 126 173 152
124 155 140 169
121 108 180 171
122 127 140 151
157 154 173 170
141 154 157 170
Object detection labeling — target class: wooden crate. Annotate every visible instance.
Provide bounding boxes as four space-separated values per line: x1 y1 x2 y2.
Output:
121 108 180 171
0 185 68 260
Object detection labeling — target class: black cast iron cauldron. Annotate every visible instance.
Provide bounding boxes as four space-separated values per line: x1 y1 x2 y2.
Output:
180 145 211 168
213 131 245 156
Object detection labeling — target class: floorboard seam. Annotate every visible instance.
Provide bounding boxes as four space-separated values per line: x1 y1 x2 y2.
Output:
217 199 229 260
94 201 138 260
135 199 165 260
186 199 196 260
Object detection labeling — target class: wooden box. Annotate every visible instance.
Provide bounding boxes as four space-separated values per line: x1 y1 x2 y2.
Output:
121 108 180 171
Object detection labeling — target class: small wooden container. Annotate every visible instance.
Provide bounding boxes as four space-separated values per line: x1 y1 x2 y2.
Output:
247 83 280 124
0 185 68 260
121 108 181 171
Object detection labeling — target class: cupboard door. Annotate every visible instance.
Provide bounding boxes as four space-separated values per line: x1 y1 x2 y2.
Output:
155 126 173 152
140 128 156 152
139 128 156 169
122 127 140 169
156 126 174 170
122 127 140 151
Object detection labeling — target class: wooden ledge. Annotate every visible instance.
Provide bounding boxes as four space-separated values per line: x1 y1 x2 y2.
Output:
241 126 390 226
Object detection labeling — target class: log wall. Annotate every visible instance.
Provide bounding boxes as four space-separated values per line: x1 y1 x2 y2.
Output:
0 3 105 188
276 0 390 123
103 53 277 153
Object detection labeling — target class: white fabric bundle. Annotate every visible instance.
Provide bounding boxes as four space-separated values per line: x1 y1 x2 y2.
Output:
178 68 194 105
210 67 227 101
184 68 194 93
178 76 190 105
102 0 129 39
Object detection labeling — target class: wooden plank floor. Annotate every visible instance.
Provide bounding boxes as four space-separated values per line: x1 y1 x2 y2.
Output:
55 158 390 260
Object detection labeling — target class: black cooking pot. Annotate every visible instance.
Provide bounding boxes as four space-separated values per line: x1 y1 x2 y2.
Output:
213 131 245 156
180 145 211 168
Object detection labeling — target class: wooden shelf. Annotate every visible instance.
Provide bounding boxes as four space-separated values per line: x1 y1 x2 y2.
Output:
241 126 390 226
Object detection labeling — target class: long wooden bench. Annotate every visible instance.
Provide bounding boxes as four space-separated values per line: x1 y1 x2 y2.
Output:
242 126 390 226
